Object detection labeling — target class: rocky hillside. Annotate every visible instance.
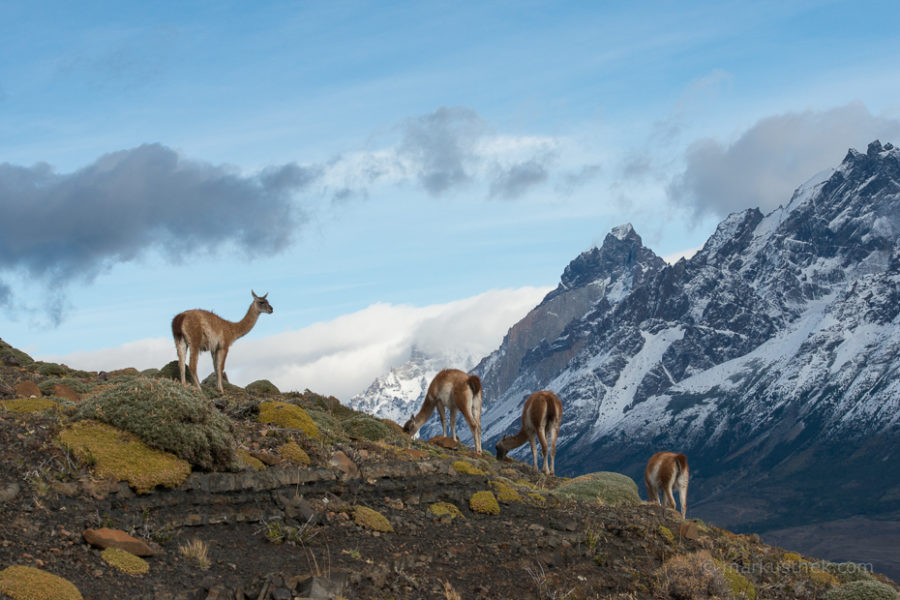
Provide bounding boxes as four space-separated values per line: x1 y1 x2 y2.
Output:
468 141 900 579
2 339 898 599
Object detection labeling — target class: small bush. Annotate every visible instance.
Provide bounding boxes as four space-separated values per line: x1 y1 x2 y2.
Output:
278 442 311 465
38 378 90 396
35 362 67 377
75 377 238 471
823 562 877 584
353 506 393 532
654 550 729 599
179 538 210 570
342 414 392 441
140 368 160 377
658 525 675 545
825 580 899 600
157 360 184 381
550 471 641 506
720 562 757 600
245 379 280 395
258 401 319 439
429 502 464 520
0 565 83 600
469 491 500 515
101 547 149 575
58 420 191 493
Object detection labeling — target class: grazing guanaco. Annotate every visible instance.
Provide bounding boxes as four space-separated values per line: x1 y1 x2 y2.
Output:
403 369 482 453
644 451 689 518
495 390 563 475
171 290 273 393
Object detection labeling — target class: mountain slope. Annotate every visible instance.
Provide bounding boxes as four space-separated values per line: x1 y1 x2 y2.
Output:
474 141 900 576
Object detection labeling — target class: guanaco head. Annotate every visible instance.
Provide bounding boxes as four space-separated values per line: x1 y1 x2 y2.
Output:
251 290 274 314
402 417 417 435
495 436 511 460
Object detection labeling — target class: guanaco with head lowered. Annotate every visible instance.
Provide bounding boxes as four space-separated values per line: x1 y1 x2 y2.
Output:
644 451 689 518
171 290 273 393
403 369 483 454
495 390 563 475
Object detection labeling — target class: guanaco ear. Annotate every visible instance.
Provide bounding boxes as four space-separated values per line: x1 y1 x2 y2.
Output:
252 290 260 299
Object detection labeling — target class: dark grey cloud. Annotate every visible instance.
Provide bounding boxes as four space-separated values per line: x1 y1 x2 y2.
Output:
668 103 900 218
0 143 317 320
399 106 488 195
490 159 550 199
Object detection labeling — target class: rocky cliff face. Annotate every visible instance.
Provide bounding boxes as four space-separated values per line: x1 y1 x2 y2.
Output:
474 142 900 575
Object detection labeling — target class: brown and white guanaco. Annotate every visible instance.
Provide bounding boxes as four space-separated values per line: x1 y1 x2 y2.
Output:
644 451 689 518
171 290 273 393
403 369 483 454
495 390 563 475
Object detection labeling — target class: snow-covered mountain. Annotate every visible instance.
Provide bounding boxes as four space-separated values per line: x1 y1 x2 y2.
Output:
474 141 900 548
347 347 479 427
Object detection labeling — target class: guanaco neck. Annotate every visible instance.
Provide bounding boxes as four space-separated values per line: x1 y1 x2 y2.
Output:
410 397 436 430
228 303 262 343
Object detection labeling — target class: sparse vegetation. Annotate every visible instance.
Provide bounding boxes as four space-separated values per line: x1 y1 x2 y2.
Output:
654 550 729 599
452 460 487 476
179 538 211 570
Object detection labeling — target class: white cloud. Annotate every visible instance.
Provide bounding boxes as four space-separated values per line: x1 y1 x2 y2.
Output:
42 286 551 401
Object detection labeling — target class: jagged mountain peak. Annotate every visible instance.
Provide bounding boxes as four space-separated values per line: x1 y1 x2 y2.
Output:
551 223 665 301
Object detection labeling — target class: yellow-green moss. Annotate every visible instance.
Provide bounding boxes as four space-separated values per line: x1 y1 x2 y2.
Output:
429 502 464 520
258 401 319 439
57 420 191 494
514 478 537 489
353 505 393 532
0 565 83 600
237 449 266 471
469 491 500 515
278 442 311 465
658 525 676 546
490 480 522 502
719 561 757 600
101 547 150 575
452 460 487 476
1 398 59 414
782 551 804 563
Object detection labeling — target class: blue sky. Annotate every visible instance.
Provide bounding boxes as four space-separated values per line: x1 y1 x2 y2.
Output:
2 1 900 398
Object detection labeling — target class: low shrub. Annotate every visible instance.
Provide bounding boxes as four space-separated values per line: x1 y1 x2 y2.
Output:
245 379 280 395
278 442 311 465
654 551 729 599
429 502 464 520
452 460 487 476
75 377 238 471
101 547 150 575
469 491 500 515
353 506 393 532
550 471 641 506
0 565 83 600
490 480 522 502
825 580 899 600
342 414 392 442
